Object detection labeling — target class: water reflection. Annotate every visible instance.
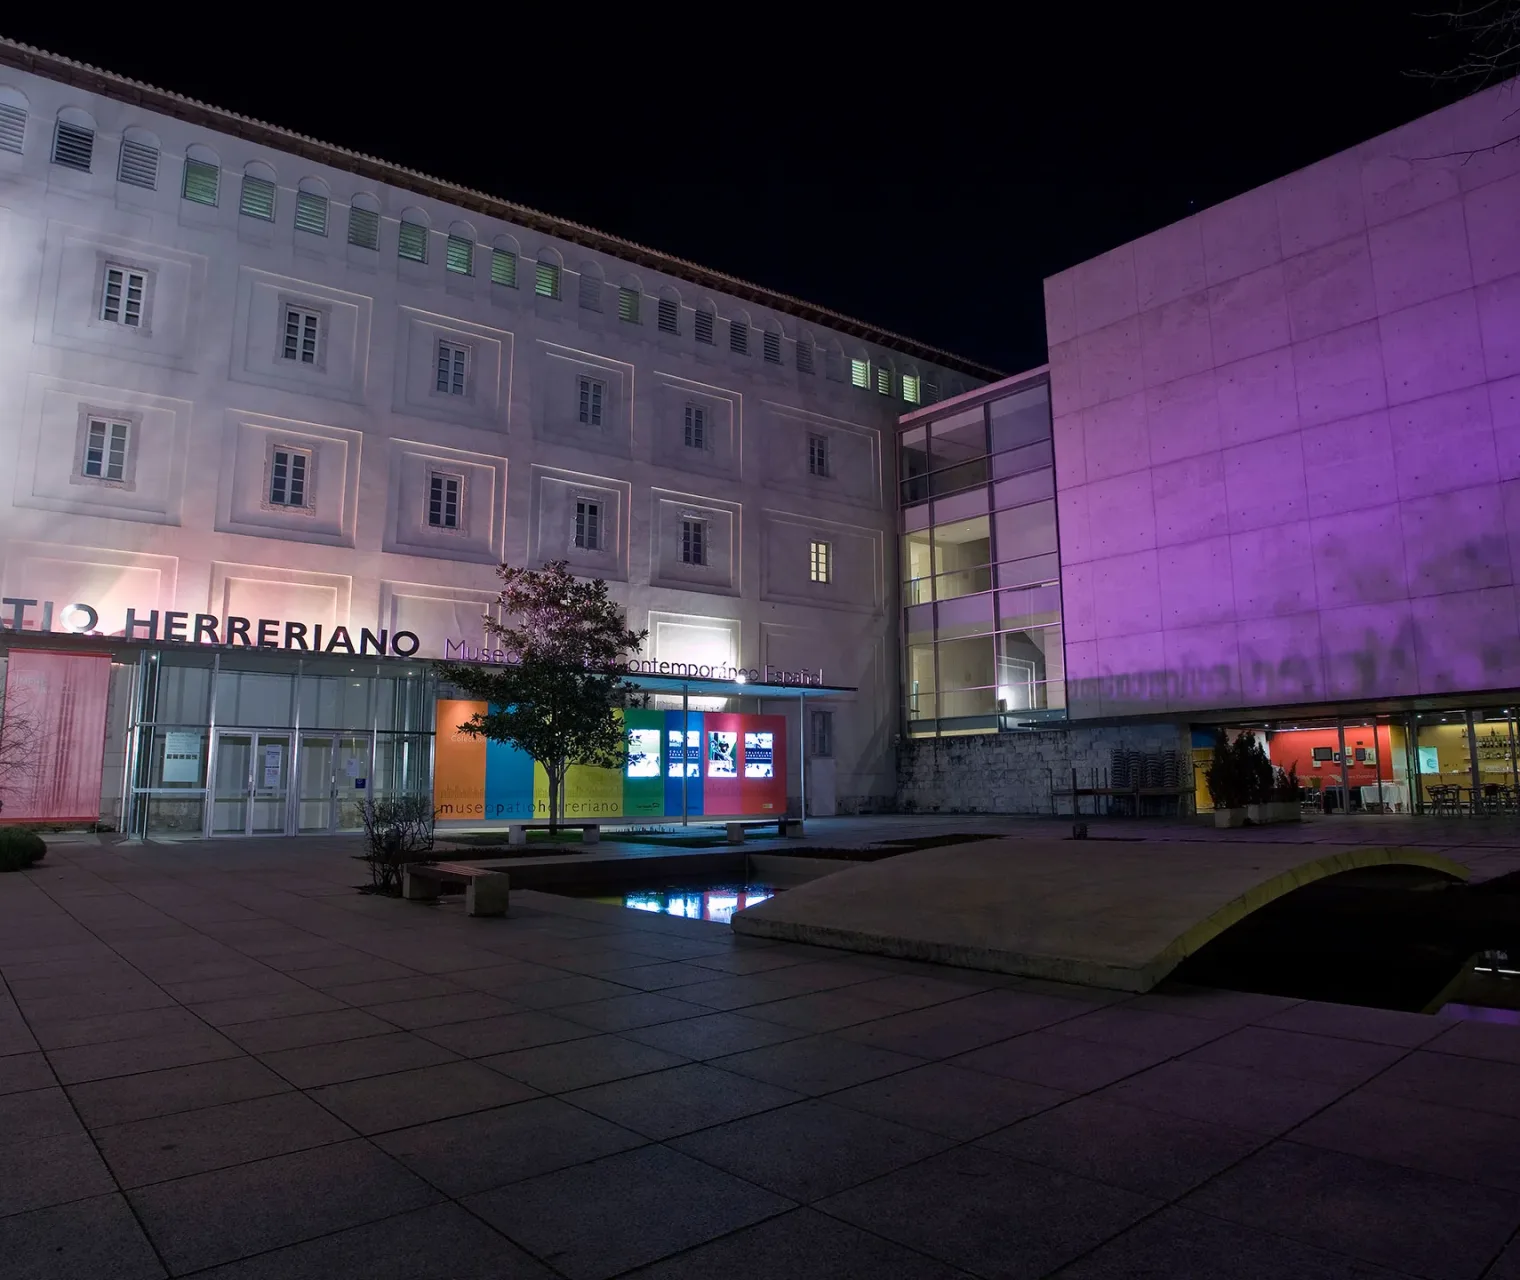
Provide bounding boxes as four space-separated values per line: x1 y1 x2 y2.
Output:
616 886 775 924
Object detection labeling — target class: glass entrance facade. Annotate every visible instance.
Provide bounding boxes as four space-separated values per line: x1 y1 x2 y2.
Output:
125 647 434 837
900 375 1065 735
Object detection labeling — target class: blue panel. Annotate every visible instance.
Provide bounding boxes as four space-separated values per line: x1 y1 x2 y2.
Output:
664 710 704 818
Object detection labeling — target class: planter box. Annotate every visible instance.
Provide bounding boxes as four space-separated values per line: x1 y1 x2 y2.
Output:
1246 801 1302 825
1214 808 1247 829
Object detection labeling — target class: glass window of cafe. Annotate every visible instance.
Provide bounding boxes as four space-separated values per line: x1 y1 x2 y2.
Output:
125 647 435 837
900 377 1064 735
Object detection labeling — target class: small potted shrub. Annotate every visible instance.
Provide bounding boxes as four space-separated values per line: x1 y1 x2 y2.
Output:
0 828 47 873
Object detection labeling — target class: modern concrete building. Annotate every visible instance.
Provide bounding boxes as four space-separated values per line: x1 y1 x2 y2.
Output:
901 73 1520 817
0 41 995 835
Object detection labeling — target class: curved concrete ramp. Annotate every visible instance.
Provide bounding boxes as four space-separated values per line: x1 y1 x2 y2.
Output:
731 839 1470 993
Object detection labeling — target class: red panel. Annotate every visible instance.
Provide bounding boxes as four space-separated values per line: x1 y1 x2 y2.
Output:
739 714 788 816
1 650 112 823
702 712 744 817
1268 725 1393 787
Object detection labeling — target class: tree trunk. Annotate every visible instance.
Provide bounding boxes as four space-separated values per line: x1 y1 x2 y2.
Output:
547 769 560 838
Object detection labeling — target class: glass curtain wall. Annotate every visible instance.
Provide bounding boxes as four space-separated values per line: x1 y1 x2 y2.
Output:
900 377 1064 734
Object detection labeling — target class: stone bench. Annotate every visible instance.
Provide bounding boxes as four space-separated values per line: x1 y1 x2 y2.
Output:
725 818 805 845
401 862 510 917
506 822 602 846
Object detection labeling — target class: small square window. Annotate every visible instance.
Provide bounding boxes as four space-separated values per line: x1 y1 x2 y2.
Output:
436 340 468 396
347 205 380 250
850 358 870 389
428 472 462 529
239 175 276 221
796 341 815 374
729 318 749 355
575 500 602 551
269 447 311 507
100 265 147 328
117 138 159 189
82 418 130 483
809 708 834 757
51 120 94 171
763 331 782 364
617 287 640 324
491 248 518 287
445 235 474 275
295 191 329 236
808 433 830 478
398 221 428 262
181 158 220 206
578 376 605 427
681 519 706 566
282 307 321 365
684 404 707 450
809 540 832 583
536 260 561 299
694 308 715 345
657 297 679 334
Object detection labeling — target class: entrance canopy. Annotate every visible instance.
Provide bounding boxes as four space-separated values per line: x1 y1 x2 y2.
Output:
623 673 857 700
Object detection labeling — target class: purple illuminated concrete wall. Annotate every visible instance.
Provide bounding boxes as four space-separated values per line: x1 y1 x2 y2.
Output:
1046 78 1520 718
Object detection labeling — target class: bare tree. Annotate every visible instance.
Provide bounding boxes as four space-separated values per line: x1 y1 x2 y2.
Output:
1417 1 1520 88
0 698 43 820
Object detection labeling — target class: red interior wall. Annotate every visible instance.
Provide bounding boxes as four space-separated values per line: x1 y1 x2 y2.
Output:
1268 726 1393 785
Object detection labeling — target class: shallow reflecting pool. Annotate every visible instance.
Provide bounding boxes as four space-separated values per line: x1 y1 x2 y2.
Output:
586 885 777 924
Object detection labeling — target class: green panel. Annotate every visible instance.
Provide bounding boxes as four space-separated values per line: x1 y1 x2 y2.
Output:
622 708 666 818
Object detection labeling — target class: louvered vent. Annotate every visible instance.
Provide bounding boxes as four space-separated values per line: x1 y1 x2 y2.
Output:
182 159 220 205
763 331 782 364
491 249 517 287
694 309 714 344
116 138 158 189
239 176 276 220
0 104 24 154
295 191 328 235
579 273 603 310
51 121 94 171
347 206 380 250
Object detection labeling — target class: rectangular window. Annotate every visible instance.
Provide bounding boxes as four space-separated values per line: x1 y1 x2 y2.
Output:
117 138 159 189
347 205 380 250
729 318 748 355
574 500 602 550
0 103 24 154
491 248 518 287
294 191 329 236
398 221 428 262
578 376 605 427
181 158 220 205
579 273 603 310
617 287 640 324
282 307 320 364
763 331 782 364
82 418 129 482
681 519 706 566
657 296 679 334
684 404 706 450
796 341 815 374
535 260 561 298
809 708 833 757
850 358 870 389
239 175 276 220
902 373 921 404
445 235 473 275
51 120 94 171
436 340 468 396
808 433 830 478
809 540 832 583
428 472 461 529
269 448 309 507
694 308 715 345
875 366 892 396
101 266 146 328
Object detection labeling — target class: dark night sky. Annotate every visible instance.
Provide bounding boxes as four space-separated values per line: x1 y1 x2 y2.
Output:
2 8 1480 373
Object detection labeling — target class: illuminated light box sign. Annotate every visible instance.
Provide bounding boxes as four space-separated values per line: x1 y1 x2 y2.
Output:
441 638 824 686
434 701 788 822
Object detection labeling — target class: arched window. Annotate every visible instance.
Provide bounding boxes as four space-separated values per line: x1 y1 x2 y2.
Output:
617 274 642 324
398 207 430 262
295 177 329 236
849 348 871 390
578 260 604 311
0 86 28 154
693 298 717 345
446 220 475 275
239 161 277 221
729 309 751 356
535 249 563 299
181 144 221 205
761 318 784 365
490 233 520 287
874 357 895 397
901 364 922 405
347 192 381 249
52 106 96 172
117 126 160 189
657 285 681 335
796 329 817 375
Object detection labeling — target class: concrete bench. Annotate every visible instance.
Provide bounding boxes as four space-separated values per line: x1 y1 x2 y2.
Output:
725 818 805 845
506 822 601 846
402 862 510 917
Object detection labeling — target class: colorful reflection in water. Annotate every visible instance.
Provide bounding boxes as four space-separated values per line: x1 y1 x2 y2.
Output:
612 886 776 924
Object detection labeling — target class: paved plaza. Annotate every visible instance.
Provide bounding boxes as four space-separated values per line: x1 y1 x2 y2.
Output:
1 826 1519 1278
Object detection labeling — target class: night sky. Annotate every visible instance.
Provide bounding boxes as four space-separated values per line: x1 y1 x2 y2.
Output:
3 8 1480 373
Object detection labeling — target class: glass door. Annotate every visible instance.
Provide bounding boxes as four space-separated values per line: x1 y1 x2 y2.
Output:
250 733 292 835
334 736 370 832
211 733 253 835
298 734 371 833
298 735 337 833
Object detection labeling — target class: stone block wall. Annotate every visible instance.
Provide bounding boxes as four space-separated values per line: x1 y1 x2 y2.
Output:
897 723 1192 814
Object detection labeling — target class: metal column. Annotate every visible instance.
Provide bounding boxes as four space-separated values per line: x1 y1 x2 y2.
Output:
681 681 689 828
